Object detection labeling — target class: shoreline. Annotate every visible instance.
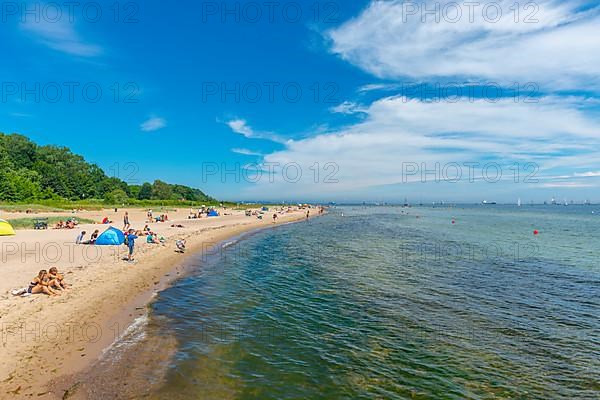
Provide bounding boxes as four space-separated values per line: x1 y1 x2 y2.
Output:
0 207 318 399
54 215 315 399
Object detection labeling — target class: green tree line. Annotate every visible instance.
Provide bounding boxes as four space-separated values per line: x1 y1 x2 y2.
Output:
0 133 214 204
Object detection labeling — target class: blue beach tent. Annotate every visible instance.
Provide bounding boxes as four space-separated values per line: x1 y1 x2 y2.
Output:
95 226 125 245
207 210 219 217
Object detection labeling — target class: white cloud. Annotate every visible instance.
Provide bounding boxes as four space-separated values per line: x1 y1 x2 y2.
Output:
231 148 263 156
540 182 595 188
21 18 102 57
358 83 401 93
140 117 167 132
327 0 600 89
573 171 600 177
330 101 366 115
240 95 600 199
227 119 255 137
225 119 286 143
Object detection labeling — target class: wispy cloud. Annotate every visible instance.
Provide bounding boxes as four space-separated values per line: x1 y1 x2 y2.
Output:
227 119 255 138
231 148 263 156
330 101 366 115
140 117 167 132
328 0 600 89
9 112 33 118
539 182 595 188
21 18 102 57
574 171 600 177
225 119 286 143
358 83 402 93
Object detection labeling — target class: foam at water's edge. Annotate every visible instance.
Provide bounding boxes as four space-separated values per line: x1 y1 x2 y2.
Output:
100 311 149 361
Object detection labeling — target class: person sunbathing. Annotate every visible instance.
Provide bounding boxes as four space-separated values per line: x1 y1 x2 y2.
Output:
54 220 64 229
48 267 67 290
29 270 61 296
147 233 161 244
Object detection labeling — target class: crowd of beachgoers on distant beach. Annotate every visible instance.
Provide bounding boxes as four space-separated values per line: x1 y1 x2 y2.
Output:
11 204 324 298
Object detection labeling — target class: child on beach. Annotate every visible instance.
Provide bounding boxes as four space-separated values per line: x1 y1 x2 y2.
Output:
126 229 138 261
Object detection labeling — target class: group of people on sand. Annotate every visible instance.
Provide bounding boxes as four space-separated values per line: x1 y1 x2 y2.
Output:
121 212 183 261
142 224 165 245
54 218 78 229
75 229 99 244
150 211 169 223
14 267 68 297
189 207 220 219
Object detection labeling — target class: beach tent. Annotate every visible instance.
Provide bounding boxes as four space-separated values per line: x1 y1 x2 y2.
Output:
262 207 269 211
0 219 16 236
207 210 219 217
95 226 125 245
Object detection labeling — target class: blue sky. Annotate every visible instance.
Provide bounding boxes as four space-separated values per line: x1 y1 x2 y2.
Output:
2 0 600 203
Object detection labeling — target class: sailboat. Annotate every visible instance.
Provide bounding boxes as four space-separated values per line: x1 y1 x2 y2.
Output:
517 198 521 207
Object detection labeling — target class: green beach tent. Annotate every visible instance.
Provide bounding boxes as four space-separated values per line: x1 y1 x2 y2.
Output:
0 219 16 236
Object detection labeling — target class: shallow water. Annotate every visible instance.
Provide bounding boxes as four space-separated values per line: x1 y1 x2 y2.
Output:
123 206 598 399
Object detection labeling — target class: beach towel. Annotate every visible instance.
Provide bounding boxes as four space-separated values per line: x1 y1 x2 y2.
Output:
11 288 32 297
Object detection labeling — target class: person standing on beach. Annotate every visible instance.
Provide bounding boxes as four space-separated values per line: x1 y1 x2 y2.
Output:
126 229 138 261
306 210 310 220
273 213 278 223
123 211 130 230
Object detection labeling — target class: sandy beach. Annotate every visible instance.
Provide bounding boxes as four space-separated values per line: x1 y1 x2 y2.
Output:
0 206 314 399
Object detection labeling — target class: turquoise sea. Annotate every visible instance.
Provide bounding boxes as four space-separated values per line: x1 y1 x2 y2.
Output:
101 205 600 399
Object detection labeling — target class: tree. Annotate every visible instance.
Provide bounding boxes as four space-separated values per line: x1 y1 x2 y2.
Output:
104 189 129 205
151 180 174 200
138 182 153 200
0 132 215 203
9 169 42 200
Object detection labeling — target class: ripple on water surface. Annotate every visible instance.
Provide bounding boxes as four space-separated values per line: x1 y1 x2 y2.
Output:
127 207 598 399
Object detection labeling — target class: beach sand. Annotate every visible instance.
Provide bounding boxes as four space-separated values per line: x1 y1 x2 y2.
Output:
0 206 314 399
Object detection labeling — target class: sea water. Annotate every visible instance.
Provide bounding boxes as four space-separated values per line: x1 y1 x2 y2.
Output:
130 206 598 399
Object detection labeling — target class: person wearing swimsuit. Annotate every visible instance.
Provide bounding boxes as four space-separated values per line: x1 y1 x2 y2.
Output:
29 270 60 296
48 267 67 290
